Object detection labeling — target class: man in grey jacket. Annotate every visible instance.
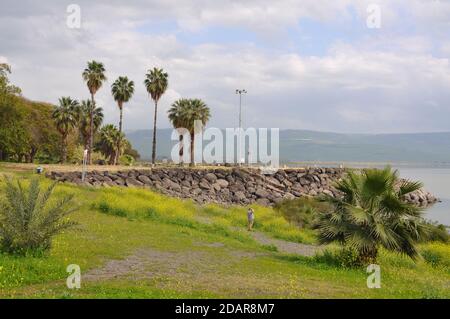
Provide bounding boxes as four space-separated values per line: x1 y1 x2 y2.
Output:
247 208 255 231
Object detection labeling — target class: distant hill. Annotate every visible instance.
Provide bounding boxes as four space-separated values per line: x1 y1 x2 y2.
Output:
125 129 450 165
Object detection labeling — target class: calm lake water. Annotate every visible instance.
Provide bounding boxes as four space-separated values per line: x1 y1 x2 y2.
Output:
398 168 450 226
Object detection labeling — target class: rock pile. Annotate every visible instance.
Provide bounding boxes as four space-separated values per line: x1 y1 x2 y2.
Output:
47 167 438 207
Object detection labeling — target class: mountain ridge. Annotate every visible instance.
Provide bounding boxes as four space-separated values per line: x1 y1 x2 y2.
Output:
125 129 450 164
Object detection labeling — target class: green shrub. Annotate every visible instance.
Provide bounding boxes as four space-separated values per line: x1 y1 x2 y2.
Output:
274 197 328 229
421 250 441 267
119 154 135 166
0 177 77 255
421 221 449 243
70 145 105 165
420 243 450 268
314 247 364 268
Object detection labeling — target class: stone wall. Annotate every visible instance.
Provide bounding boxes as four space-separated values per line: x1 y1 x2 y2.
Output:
46 167 438 207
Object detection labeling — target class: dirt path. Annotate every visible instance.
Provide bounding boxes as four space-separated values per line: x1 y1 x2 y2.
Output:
196 215 323 257
82 245 266 282
250 231 323 257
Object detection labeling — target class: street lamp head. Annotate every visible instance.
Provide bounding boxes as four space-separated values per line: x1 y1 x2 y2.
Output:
236 89 247 94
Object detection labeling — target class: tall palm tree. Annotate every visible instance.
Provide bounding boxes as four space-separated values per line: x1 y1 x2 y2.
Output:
316 166 428 264
183 99 211 166
168 98 190 165
76 100 104 151
82 60 106 164
97 124 125 165
144 67 168 165
111 76 134 164
111 76 134 134
52 97 78 163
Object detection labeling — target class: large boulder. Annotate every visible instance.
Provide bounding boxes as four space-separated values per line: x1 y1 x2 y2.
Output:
137 175 152 185
233 191 246 202
216 179 229 188
199 181 211 190
125 178 143 187
205 173 218 183
255 188 270 198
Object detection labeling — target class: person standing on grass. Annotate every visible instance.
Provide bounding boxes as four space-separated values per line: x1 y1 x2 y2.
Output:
247 208 255 231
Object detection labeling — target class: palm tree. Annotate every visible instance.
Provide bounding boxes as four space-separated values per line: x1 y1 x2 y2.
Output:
1 177 77 254
168 98 190 165
316 166 428 264
82 60 106 164
97 124 125 165
52 97 78 163
111 76 134 164
76 100 104 152
144 67 168 165
183 99 211 166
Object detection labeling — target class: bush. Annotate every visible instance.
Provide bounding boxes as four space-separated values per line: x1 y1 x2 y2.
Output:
273 197 329 229
421 221 449 243
420 243 450 268
0 177 77 255
314 247 364 268
70 145 105 165
119 154 135 166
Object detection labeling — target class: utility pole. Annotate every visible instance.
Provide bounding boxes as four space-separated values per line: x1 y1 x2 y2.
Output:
235 89 247 166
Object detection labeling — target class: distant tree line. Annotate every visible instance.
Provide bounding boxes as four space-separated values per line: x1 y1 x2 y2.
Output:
0 60 212 166
0 63 139 164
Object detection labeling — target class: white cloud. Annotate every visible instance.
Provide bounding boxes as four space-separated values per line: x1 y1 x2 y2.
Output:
1 0 450 133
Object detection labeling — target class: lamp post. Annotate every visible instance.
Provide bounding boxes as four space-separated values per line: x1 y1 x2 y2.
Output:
236 89 247 166
81 148 88 182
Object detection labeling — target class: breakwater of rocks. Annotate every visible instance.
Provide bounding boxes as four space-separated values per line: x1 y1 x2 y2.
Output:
47 167 438 207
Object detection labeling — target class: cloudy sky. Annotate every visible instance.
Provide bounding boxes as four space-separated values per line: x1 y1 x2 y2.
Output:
1 0 450 133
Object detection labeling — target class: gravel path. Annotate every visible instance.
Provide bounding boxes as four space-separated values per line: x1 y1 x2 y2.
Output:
250 231 323 256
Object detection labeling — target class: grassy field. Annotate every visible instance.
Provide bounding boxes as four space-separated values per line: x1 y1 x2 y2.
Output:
0 163 449 298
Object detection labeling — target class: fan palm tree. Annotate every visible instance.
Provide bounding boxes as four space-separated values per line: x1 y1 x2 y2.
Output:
75 100 104 152
144 67 168 165
97 124 125 165
111 76 134 134
52 97 78 163
168 98 190 165
183 99 211 166
82 60 106 164
316 166 428 264
111 76 134 164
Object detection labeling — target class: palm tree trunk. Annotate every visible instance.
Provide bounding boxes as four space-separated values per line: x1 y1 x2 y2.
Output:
116 102 123 165
61 133 67 163
109 150 116 165
190 132 195 167
118 102 123 133
179 134 184 166
88 93 95 165
151 100 158 165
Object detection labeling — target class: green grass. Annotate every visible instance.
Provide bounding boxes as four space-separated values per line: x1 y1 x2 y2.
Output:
0 165 449 298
